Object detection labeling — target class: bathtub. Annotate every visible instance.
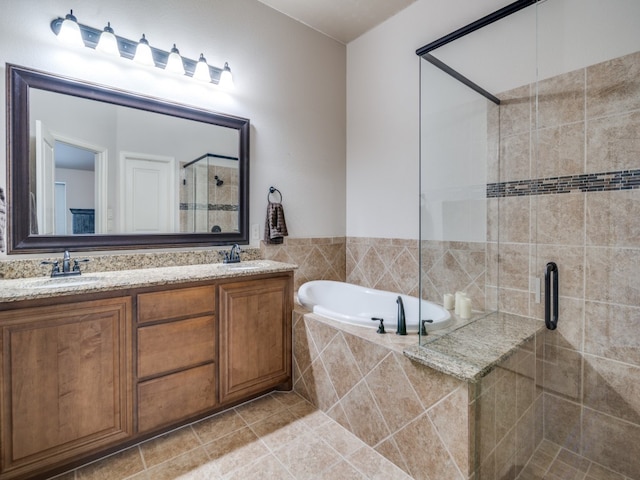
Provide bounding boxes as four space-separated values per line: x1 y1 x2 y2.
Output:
297 280 453 333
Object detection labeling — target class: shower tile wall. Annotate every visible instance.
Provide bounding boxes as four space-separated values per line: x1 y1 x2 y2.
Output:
179 164 239 233
491 50 640 479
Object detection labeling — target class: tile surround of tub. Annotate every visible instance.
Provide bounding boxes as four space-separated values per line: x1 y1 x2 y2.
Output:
493 50 640 479
293 310 472 479
261 236 346 291
293 306 546 480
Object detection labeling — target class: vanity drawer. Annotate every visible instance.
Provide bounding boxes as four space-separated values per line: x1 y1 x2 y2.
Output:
138 315 215 379
137 285 215 324
138 363 216 432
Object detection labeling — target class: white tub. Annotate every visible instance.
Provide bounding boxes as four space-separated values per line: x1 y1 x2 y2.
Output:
297 280 453 333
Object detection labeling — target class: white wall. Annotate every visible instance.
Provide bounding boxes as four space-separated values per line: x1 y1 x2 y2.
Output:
346 0 512 240
346 0 640 241
0 0 346 257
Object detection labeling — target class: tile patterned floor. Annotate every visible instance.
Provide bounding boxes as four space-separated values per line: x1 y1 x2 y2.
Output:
50 391 411 480
516 439 633 480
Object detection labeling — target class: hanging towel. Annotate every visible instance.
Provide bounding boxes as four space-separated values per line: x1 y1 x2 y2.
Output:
264 202 288 244
0 187 5 253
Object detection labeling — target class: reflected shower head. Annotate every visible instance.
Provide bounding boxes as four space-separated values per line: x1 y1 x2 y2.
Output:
214 175 223 186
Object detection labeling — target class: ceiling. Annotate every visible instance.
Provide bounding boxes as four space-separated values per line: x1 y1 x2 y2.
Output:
255 0 418 44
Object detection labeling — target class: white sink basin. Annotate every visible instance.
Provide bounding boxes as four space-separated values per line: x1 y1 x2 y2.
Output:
23 276 100 289
222 262 268 271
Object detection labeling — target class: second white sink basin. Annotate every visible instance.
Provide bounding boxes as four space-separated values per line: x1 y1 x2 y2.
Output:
23 276 100 289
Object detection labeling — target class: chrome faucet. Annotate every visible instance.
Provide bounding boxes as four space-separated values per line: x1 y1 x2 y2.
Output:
396 296 407 335
62 250 71 273
223 244 242 264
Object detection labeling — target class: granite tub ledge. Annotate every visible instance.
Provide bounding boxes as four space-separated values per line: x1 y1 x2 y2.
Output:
404 312 545 383
0 260 297 304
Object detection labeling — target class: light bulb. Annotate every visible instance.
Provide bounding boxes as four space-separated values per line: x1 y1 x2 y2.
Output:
133 34 154 67
193 53 211 82
218 62 234 89
57 10 84 48
96 22 119 56
165 44 185 75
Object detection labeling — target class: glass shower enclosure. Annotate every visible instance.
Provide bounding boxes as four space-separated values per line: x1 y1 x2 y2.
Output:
418 0 640 477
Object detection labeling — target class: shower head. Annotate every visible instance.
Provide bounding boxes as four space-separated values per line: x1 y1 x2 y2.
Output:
214 175 223 186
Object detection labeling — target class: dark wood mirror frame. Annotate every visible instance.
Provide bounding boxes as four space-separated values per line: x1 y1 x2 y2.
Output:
6 64 250 254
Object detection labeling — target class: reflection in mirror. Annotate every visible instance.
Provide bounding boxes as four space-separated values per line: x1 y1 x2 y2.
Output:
7 64 249 253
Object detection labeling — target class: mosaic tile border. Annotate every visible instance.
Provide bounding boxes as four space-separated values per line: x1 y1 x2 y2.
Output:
487 169 640 198
179 203 239 211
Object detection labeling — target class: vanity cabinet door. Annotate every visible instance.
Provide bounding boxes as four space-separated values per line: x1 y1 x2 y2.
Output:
218 274 292 404
0 297 133 480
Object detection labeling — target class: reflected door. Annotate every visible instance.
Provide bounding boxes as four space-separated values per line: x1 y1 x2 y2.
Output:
121 153 176 233
35 120 55 235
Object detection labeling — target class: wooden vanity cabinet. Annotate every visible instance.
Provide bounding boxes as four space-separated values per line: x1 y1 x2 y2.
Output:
0 297 133 480
0 269 293 479
219 274 292 404
136 285 217 433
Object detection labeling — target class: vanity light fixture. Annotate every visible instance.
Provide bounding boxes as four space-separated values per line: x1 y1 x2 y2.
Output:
193 53 212 82
56 10 84 48
95 22 119 56
133 34 155 67
50 11 234 87
165 44 185 75
219 62 234 89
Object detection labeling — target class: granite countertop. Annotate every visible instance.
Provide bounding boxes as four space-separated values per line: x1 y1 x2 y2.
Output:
0 260 297 303
404 312 545 383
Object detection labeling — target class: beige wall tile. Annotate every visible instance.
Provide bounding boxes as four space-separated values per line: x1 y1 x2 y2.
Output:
587 50 640 119
582 407 640 479
320 334 363 398
586 111 640 173
534 193 585 246
585 247 640 305
500 85 533 138
365 355 424 434
583 354 640 424
339 380 390 447
584 301 640 366
543 394 581 452
501 132 532 182
537 68 585 129
587 190 640 248
393 414 465 480
543 345 582 401
428 386 471 475
498 196 531 244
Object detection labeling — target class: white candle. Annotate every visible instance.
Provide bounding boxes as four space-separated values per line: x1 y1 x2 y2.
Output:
444 293 455 310
460 297 472 319
454 291 464 315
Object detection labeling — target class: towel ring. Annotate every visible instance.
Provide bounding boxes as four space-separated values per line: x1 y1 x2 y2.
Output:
268 186 282 203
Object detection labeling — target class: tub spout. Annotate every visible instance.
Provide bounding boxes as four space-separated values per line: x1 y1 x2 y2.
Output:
396 296 407 335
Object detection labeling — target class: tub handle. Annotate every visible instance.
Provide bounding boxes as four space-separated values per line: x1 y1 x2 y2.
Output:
371 317 386 334
544 262 559 330
421 319 434 336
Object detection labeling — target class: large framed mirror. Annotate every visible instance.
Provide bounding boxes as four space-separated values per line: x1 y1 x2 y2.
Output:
6 64 250 253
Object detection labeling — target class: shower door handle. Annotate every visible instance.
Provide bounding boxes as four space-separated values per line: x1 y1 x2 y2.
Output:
545 262 558 330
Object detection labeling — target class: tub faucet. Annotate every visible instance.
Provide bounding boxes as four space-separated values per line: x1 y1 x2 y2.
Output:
396 296 407 335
